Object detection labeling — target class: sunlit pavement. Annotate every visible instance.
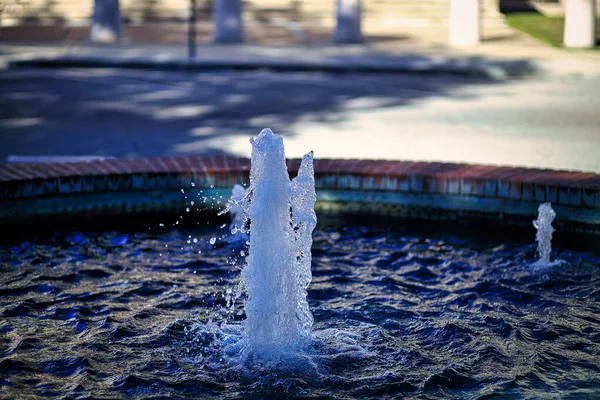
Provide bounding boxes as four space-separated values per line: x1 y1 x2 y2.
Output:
1 67 599 172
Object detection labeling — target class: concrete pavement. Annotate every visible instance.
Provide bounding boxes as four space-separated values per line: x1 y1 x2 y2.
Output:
1 23 599 173
1 23 599 79
1 67 599 173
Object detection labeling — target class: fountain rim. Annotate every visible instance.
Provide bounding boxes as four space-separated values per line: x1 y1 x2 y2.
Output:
1 156 599 236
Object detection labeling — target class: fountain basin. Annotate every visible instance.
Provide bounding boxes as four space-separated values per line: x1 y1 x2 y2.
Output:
1 156 599 398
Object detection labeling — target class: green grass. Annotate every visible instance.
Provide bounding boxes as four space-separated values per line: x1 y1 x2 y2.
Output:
505 12 600 48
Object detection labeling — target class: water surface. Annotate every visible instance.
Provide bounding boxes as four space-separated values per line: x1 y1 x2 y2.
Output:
1 225 599 399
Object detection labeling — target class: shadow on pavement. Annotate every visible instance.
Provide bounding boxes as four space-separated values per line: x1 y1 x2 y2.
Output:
0 54 534 160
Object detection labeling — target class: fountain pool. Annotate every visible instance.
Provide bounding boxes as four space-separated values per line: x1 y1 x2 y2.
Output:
1 223 599 398
1 131 600 398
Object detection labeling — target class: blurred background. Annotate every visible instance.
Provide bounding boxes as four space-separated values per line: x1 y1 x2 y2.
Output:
0 0 599 171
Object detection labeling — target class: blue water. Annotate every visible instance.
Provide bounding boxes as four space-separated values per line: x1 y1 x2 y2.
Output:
1 225 599 399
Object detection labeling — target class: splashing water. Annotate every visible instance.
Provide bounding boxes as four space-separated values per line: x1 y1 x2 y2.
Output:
227 184 249 241
234 128 317 359
532 202 562 267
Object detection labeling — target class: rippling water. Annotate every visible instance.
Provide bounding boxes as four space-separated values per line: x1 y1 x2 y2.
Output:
1 224 599 399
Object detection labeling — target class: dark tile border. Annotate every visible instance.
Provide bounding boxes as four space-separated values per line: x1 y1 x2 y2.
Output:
1 156 599 232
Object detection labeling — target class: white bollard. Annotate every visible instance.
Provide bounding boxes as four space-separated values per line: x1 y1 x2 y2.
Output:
214 0 244 43
449 0 481 46
91 0 121 43
334 0 362 43
564 0 596 48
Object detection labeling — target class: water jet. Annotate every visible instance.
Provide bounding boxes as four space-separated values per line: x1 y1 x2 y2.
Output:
238 128 316 359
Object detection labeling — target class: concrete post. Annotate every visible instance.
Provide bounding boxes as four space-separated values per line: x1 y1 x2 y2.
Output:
189 0 197 58
214 0 243 43
564 0 596 48
91 0 121 43
334 0 362 43
449 0 481 46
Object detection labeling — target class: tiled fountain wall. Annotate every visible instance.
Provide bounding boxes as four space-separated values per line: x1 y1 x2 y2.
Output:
1 156 599 235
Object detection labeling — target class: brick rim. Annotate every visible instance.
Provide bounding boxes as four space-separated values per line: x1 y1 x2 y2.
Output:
1 156 599 233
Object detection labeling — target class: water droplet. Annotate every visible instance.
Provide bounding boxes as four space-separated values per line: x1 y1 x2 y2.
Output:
159 223 164 227
193 238 198 243
210 185 215 189
209 237 216 245
165 244 168 247
186 208 190 212
190 201 195 206
181 189 185 194
187 240 191 244
191 182 195 187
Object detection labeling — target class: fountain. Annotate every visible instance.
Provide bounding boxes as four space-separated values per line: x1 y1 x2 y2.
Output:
532 202 562 267
226 128 317 359
3 131 600 398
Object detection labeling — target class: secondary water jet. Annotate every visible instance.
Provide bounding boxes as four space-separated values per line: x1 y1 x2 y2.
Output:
532 202 562 267
230 128 317 359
